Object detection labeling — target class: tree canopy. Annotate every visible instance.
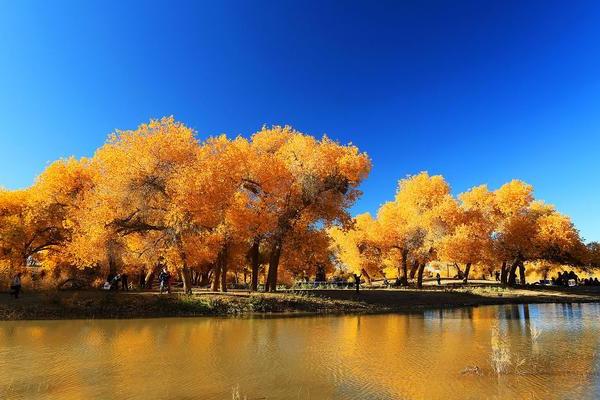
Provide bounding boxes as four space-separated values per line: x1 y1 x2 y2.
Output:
330 174 589 287
0 117 593 291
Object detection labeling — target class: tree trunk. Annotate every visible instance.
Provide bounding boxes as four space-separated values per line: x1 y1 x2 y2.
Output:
219 244 229 292
220 260 228 292
108 255 117 276
144 264 158 289
316 263 326 282
454 263 463 279
210 245 229 292
181 265 192 295
508 266 517 286
266 241 282 292
409 260 419 279
416 263 426 288
399 249 409 285
250 239 260 292
361 268 371 286
500 261 508 284
211 263 221 291
198 271 210 287
463 263 472 284
518 261 526 286
507 258 520 286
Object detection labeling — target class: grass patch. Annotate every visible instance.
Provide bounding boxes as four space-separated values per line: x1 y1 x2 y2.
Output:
2 285 600 320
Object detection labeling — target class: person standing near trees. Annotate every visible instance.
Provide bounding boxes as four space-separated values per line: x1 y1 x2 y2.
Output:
159 267 171 294
111 274 121 290
121 272 129 291
139 268 146 289
10 272 22 299
436 272 441 286
353 273 361 294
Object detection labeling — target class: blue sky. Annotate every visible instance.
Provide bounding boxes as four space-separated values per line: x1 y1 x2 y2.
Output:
1 1 599 241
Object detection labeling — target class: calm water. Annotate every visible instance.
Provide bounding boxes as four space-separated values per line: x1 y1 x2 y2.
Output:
1 304 600 400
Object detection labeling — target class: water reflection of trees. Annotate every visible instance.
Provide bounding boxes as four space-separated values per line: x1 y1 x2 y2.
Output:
1 306 600 399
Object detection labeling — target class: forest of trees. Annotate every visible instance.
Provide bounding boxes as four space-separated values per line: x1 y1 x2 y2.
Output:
330 174 598 287
0 117 598 292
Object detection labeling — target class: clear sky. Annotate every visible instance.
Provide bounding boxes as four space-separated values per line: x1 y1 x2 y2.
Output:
1 1 599 241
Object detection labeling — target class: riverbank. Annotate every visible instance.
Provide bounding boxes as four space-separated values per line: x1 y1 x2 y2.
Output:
2 285 600 320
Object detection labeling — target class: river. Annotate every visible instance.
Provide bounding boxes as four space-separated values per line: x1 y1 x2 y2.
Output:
1 303 599 399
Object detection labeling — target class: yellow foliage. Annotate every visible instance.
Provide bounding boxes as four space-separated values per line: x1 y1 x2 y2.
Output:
0 117 591 290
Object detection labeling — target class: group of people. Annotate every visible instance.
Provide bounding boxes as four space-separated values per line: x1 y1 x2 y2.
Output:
104 272 130 291
552 271 600 286
103 267 172 293
553 271 579 286
582 277 600 286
